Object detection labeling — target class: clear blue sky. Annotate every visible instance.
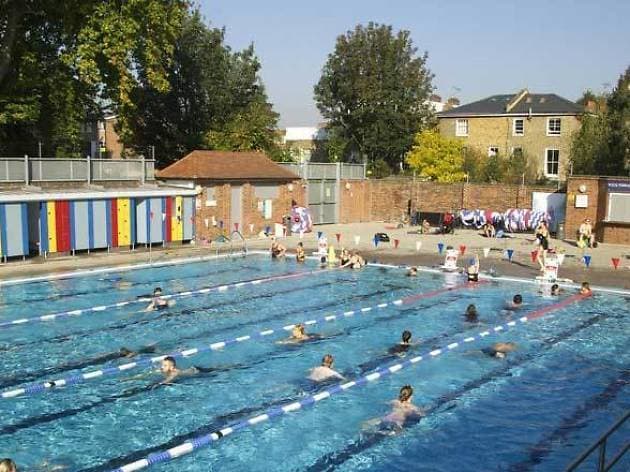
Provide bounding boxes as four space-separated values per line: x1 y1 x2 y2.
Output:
200 0 629 126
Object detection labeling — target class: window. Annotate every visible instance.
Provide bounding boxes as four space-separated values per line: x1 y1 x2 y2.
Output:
488 146 499 157
455 119 468 136
545 149 560 177
513 118 524 136
512 147 523 158
547 118 561 136
608 194 630 222
205 186 216 207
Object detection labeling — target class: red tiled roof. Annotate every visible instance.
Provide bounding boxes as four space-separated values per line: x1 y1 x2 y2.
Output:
157 150 299 181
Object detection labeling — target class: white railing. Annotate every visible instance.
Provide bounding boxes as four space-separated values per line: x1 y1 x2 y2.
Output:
0 156 155 183
279 162 366 180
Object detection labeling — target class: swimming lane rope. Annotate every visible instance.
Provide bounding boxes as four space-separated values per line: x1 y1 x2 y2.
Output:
0 269 325 330
1 281 483 399
108 292 590 472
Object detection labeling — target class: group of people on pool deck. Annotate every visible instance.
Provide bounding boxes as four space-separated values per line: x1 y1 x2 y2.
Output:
270 238 366 269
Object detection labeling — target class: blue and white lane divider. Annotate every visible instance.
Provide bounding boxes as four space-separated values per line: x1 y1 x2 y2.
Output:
109 292 591 472
1 281 480 399
0 269 325 330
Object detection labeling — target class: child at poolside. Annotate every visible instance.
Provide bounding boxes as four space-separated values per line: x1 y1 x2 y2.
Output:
580 282 592 295
309 354 344 382
0 459 17 472
270 237 286 258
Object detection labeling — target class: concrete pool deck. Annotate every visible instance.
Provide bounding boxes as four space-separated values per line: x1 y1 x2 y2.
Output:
0 223 628 290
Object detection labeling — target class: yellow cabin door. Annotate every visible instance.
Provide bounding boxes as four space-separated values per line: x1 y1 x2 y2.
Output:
46 201 58 253
172 196 183 241
117 198 131 246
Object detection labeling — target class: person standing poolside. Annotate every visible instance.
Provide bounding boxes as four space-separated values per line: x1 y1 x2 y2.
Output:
296 242 306 263
309 354 344 382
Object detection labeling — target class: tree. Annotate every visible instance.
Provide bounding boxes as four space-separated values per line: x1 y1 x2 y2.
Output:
570 113 606 175
314 23 434 170
405 130 464 182
603 66 630 175
0 0 186 155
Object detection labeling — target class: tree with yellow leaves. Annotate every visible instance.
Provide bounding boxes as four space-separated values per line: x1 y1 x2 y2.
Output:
405 130 465 182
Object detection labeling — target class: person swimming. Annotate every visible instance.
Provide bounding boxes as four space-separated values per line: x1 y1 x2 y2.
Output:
466 254 480 282
270 237 286 258
482 342 517 359
406 267 418 277
580 281 592 295
309 354 344 382
296 242 306 263
341 251 366 269
388 330 413 354
551 283 561 296
380 385 424 430
464 304 479 322
507 294 523 309
277 324 314 344
0 459 17 472
145 287 173 311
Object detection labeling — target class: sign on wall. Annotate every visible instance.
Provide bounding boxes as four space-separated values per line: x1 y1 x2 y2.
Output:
607 180 630 193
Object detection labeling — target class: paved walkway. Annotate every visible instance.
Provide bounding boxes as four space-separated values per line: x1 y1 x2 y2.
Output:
0 222 628 290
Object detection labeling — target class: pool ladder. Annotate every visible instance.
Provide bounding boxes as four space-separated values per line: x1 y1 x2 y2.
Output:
212 231 247 258
565 409 629 471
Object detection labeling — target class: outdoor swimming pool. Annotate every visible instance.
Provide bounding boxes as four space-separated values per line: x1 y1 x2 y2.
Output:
0 253 628 471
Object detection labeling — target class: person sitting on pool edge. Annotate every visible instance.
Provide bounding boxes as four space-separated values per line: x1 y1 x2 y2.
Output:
295 242 306 263
465 254 480 282
389 330 414 354
406 266 418 277
145 287 175 312
580 282 592 296
482 342 517 359
270 237 286 258
464 304 479 323
381 385 424 430
309 354 344 382
0 459 17 472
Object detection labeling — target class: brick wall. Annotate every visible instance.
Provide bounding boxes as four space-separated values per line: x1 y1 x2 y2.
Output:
193 180 304 241
339 179 561 222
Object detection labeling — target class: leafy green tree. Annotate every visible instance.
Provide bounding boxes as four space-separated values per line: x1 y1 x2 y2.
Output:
0 0 186 155
603 66 630 175
314 23 434 170
405 130 464 182
570 113 606 175
481 154 505 184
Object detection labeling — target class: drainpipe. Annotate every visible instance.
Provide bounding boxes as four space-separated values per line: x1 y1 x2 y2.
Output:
24 154 29 186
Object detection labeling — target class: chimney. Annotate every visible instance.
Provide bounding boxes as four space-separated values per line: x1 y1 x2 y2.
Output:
506 89 529 113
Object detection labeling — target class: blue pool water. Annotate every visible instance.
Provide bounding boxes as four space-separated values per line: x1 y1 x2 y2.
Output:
0 255 628 471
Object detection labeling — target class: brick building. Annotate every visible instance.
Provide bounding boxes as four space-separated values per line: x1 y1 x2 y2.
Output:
157 150 304 241
437 89 583 180
565 176 630 245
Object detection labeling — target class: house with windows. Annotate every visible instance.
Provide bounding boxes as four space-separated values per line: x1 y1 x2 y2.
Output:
437 89 583 180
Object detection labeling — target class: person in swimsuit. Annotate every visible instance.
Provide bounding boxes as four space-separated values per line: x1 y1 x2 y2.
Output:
381 385 424 430
158 356 217 385
388 330 413 355
145 287 173 311
0 459 17 472
482 221 496 238
551 283 562 296
270 237 286 258
535 221 550 271
508 294 523 309
482 342 517 359
296 242 306 263
466 254 480 282
309 354 344 382
341 251 366 269
406 267 418 277
580 282 592 295
278 324 311 344
339 248 350 266
464 304 479 322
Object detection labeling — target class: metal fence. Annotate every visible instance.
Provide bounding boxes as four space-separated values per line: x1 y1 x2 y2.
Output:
0 156 155 184
279 162 366 180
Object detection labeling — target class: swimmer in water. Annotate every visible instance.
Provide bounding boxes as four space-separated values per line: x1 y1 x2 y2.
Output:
381 385 424 430
551 283 561 296
309 354 344 382
0 459 17 472
159 356 208 385
464 304 479 323
278 324 311 344
482 342 517 359
406 267 418 277
296 242 306 263
389 330 413 355
508 294 523 309
466 254 480 282
580 281 592 296
339 248 350 266
145 287 173 312
270 237 286 258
